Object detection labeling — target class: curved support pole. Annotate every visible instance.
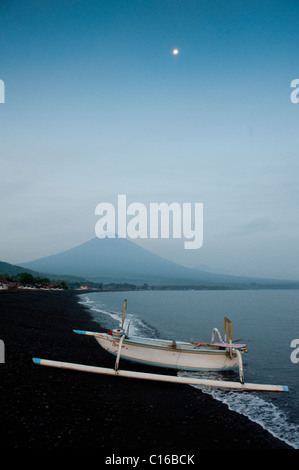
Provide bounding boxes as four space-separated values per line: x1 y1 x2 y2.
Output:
211 328 223 344
115 334 125 371
235 349 244 384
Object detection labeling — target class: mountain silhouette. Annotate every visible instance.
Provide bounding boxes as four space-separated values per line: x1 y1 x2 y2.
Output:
20 237 201 284
19 237 223 284
19 237 297 287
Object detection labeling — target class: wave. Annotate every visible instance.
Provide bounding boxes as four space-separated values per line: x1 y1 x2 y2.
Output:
178 370 299 449
211 389 299 449
78 293 158 338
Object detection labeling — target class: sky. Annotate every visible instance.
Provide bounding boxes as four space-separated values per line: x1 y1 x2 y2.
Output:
0 0 299 280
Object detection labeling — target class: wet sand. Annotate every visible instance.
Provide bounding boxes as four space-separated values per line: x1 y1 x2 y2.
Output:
0 289 292 454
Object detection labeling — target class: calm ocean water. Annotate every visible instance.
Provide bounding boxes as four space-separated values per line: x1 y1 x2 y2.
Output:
78 289 299 448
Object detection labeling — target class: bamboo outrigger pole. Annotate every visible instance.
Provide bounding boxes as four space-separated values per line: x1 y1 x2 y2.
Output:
32 358 288 393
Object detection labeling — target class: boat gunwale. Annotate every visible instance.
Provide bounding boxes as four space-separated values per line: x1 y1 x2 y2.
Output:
97 333 247 355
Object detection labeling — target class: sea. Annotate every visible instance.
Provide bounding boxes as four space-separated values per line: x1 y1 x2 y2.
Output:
78 289 299 449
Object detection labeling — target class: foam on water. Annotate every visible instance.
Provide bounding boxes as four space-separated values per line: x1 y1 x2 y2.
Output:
178 370 299 449
220 390 299 449
78 294 157 337
209 389 299 449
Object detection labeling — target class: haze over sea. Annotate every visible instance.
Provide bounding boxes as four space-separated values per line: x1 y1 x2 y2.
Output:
79 289 299 449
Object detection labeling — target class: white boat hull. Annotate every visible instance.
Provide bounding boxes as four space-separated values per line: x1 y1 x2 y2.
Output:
76 331 246 372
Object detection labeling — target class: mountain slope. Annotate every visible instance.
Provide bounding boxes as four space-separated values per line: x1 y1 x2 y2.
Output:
20 237 202 284
0 261 41 277
19 237 296 287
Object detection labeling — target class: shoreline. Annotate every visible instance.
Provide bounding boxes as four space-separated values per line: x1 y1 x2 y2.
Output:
0 289 292 450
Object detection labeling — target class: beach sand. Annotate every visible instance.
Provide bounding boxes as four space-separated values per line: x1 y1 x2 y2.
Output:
0 289 292 452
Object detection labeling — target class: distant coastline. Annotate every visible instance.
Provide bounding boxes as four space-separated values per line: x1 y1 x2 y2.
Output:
1 279 299 293
1 256 299 293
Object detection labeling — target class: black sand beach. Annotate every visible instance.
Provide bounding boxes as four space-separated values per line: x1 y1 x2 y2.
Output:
0 289 292 454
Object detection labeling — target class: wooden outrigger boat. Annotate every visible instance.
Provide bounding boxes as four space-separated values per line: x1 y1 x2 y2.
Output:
32 300 288 392
73 302 247 379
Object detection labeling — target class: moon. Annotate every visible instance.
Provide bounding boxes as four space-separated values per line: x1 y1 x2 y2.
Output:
172 48 179 55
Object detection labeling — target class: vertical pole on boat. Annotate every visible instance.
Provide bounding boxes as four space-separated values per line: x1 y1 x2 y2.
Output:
121 299 127 330
224 317 232 358
228 319 232 352
125 320 131 339
224 317 231 342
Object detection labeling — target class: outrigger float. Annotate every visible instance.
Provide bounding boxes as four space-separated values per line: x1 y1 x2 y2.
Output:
33 300 288 393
